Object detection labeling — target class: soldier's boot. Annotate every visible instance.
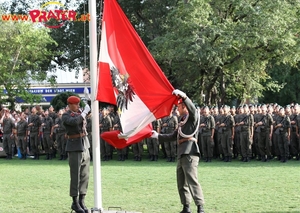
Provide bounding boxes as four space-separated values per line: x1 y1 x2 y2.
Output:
63 155 68 160
166 157 171 162
205 157 208 162
154 155 158 161
228 156 232 162
197 205 205 213
46 154 50 160
7 154 12 160
118 155 122 161
78 194 89 213
149 155 154 161
223 156 229 162
171 157 175 162
207 158 211 162
71 196 85 213
138 156 142 161
180 204 191 213
243 157 247 162
23 153 27 160
121 155 125 161
59 155 64 160
36 154 40 160
49 154 53 160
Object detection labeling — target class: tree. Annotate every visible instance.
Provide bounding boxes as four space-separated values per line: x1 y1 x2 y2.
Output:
50 92 84 112
149 0 300 105
0 20 57 109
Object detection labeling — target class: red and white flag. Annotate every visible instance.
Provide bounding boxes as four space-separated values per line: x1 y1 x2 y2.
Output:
97 0 177 149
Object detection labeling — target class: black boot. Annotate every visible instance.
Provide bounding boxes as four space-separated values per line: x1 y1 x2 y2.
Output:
71 196 85 213
118 155 122 161
197 205 205 213
46 154 50 160
49 154 53 160
78 194 89 213
149 155 154 161
228 156 232 162
121 155 125 161
180 204 191 213
59 154 64 160
154 155 158 161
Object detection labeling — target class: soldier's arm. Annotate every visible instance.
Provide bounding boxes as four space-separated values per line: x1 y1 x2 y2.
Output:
62 113 84 126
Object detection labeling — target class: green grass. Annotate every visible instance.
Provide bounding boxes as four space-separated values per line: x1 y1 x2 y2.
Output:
0 154 299 213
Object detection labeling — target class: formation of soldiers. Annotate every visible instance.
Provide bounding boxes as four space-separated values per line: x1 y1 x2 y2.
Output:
1 102 299 163
201 103 299 163
0 105 70 160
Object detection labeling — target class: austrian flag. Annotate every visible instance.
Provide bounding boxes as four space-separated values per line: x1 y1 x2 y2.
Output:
96 0 177 148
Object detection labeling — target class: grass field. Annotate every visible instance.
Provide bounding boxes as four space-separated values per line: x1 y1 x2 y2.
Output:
0 154 299 213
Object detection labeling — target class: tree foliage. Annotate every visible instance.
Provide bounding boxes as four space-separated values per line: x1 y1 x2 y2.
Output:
0 20 57 109
50 91 84 112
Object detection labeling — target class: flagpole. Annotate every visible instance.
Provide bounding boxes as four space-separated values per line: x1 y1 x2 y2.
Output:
89 0 103 212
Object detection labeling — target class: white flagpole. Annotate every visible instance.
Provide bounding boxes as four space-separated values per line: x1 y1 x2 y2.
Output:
89 0 103 211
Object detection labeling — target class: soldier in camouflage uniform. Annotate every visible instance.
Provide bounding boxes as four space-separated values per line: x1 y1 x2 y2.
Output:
100 108 113 161
16 112 28 159
274 107 291 163
219 105 235 162
86 112 93 161
289 105 299 160
237 105 253 162
146 119 161 161
53 110 68 160
199 106 215 162
41 110 54 160
161 112 178 162
255 104 273 162
28 107 42 160
0 109 15 159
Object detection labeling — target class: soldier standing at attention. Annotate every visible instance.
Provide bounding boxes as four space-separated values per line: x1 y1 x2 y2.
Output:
219 105 235 162
146 119 161 161
151 89 205 213
62 96 91 213
53 110 68 160
0 109 15 160
99 108 113 161
237 105 253 162
255 104 273 162
274 106 291 163
41 110 54 160
289 105 299 160
162 111 178 162
27 107 42 160
200 106 215 162
16 112 28 159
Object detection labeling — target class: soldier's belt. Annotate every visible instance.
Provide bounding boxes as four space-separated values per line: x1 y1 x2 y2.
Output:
68 133 85 139
178 137 197 144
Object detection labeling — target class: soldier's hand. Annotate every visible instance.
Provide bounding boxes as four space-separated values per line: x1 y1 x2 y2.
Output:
172 89 187 99
83 104 91 113
150 130 158 139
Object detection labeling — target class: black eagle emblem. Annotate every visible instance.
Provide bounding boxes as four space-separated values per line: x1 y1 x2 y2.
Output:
110 66 135 110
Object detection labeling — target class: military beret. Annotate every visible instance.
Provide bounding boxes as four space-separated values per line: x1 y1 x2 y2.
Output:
67 96 80 104
178 98 184 104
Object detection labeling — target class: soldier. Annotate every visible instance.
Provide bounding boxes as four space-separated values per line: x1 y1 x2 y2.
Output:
53 109 67 160
161 111 178 162
219 105 235 162
274 106 291 163
216 107 226 160
49 105 58 158
0 109 15 159
255 104 273 162
251 105 260 160
237 105 253 162
113 110 127 161
62 96 91 213
16 112 28 159
151 89 205 213
289 105 299 160
99 108 113 161
233 106 242 159
28 107 42 160
272 105 281 160
199 106 215 162
146 119 161 161
41 110 54 160
211 106 220 159
86 112 93 161
132 140 144 161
